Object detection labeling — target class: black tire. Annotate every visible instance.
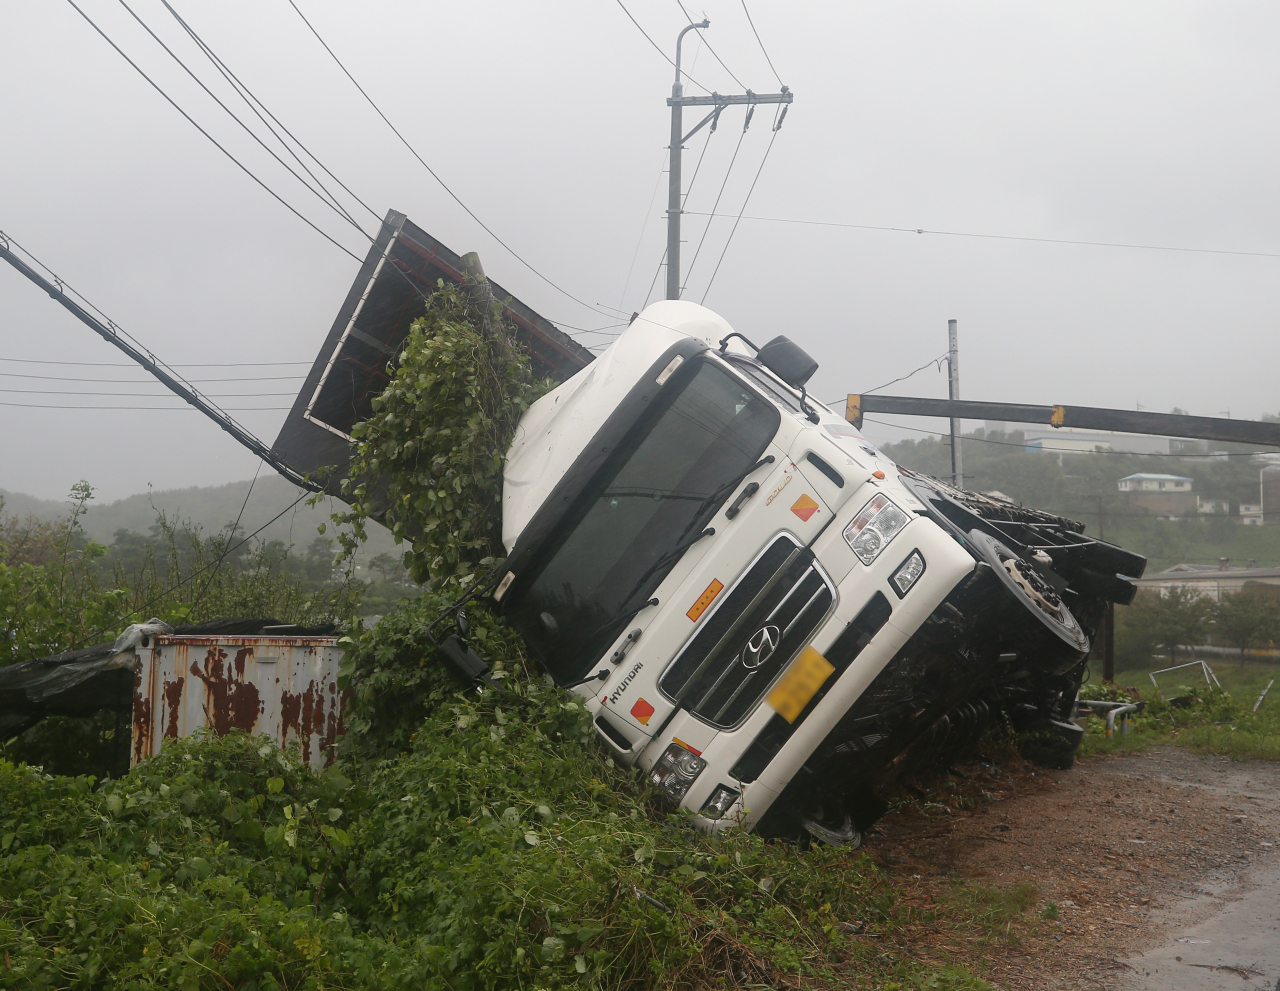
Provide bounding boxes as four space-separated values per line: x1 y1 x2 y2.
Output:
966 529 1091 657
797 802 861 848
1019 717 1084 770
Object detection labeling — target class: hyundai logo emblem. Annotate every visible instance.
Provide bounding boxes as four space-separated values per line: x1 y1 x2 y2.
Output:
741 625 781 669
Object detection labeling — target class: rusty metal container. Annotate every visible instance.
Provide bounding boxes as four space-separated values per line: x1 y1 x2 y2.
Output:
132 635 347 768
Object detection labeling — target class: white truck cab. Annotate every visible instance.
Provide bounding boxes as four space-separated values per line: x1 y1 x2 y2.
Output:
488 300 1143 843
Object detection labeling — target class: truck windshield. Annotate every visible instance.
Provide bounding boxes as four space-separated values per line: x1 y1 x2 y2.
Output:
505 359 780 684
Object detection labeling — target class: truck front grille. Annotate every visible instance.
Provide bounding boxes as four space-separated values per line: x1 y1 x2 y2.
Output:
659 535 835 729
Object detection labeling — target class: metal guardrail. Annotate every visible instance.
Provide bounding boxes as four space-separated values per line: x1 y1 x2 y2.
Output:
1149 660 1221 697
1077 699 1141 737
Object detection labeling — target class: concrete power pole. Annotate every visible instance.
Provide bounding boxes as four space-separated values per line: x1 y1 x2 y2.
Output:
665 22 792 301
948 318 963 488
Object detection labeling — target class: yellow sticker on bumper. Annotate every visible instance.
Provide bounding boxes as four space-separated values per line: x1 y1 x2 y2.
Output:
766 646 835 723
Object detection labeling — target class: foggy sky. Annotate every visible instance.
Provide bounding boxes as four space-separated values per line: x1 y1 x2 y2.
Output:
3 0 1278 505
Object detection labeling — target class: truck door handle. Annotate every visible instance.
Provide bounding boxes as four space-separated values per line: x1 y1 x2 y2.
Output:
725 482 760 520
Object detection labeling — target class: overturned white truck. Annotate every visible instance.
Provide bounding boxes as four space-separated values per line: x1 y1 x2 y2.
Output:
486 299 1144 844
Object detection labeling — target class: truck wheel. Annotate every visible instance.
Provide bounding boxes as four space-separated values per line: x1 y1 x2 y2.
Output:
798 803 861 848
967 530 1090 656
1019 717 1085 770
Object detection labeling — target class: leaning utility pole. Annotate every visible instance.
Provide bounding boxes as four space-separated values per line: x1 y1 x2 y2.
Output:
665 21 792 300
947 318 963 488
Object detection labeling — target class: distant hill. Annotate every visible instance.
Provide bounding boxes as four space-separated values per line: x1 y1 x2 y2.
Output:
0 475 401 561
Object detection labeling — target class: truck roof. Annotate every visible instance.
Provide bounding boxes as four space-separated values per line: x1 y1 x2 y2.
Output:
501 300 751 553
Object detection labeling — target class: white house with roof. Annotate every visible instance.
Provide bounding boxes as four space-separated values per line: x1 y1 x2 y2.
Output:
1117 473 1193 493
1118 473 1195 516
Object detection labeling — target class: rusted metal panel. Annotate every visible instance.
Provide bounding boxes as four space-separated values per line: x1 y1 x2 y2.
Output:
132 635 347 768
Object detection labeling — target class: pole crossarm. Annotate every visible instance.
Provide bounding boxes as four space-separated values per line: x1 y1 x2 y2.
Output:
0 241 319 491
669 90 793 108
845 393 1280 448
680 106 723 145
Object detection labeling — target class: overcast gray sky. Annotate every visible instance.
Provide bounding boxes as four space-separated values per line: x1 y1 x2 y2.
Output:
3 0 1278 503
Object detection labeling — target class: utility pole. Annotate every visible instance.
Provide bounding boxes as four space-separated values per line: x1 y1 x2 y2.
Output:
665 22 792 300
948 318 963 488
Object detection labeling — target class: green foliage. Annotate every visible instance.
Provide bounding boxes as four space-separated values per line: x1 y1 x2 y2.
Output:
1214 590 1280 660
1079 663 1280 761
0 484 129 666
0 490 364 674
1112 587 1216 670
1 601 904 989
328 283 552 584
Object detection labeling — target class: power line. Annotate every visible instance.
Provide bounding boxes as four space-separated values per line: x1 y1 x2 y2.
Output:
681 212 1280 261
65 477 331 650
682 128 747 295
613 0 709 93
1 232 299 465
64 0 362 262
642 248 667 310
116 0 370 238
0 401 290 410
862 353 949 395
0 357 311 367
617 150 670 314
0 388 297 397
0 372 304 383
159 0 380 228
187 457 263 616
285 0 608 317
674 0 746 88
740 0 784 87
701 128 779 303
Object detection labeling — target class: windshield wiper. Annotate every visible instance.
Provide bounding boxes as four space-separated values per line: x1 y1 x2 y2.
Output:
677 455 775 540
579 525 717 653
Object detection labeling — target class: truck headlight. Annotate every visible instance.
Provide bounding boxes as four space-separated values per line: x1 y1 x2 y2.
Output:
700 785 740 820
651 742 706 802
844 494 911 565
890 550 926 597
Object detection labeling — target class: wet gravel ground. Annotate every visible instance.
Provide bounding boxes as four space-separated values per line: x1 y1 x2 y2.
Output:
860 747 1280 989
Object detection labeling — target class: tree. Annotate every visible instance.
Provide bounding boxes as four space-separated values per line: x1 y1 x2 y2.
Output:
327 281 551 585
368 552 403 584
1151 584 1214 663
1214 590 1280 666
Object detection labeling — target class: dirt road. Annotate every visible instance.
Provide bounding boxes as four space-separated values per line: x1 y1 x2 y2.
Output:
862 747 1280 990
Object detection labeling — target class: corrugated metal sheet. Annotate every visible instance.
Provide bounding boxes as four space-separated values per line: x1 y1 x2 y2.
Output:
132 635 347 768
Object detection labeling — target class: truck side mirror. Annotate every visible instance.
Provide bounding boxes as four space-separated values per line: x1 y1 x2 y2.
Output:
757 336 818 388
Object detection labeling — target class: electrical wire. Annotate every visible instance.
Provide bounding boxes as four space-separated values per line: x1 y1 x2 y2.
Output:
641 248 667 310
682 123 717 210
674 0 746 88
0 372 304 383
617 151 670 315
0 401 290 410
861 417 1279 457
0 357 311 367
701 128 779 303
159 0 381 229
740 0 784 87
64 475 334 650
862 353 949 395
1 232 295 450
187 458 263 615
116 0 370 239
682 127 747 295
0 388 297 397
680 212 1280 261
612 0 710 93
285 0 608 318
64 0 362 262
